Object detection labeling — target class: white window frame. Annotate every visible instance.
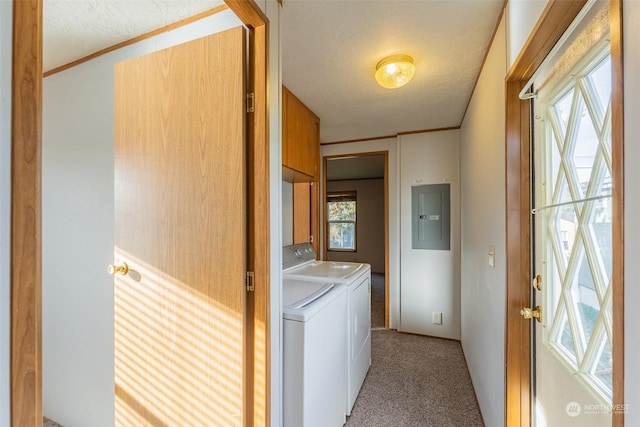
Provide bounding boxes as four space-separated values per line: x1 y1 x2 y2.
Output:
537 41 613 403
326 191 357 252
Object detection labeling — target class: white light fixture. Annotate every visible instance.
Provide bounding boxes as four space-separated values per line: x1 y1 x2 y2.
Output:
375 54 416 89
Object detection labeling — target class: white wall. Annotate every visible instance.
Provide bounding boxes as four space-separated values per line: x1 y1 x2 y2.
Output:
505 0 548 70
398 130 460 340
42 10 243 426
624 1 640 423
0 2 12 425
322 138 400 329
459 16 506 427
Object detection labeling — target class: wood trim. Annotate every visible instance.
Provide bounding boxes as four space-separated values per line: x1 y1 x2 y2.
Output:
504 1 625 425
506 0 588 81
224 0 270 425
397 126 459 136
11 0 43 425
225 0 268 28
322 158 327 261
610 0 624 425
43 4 230 77
383 151 389 329
310 181 320 256
504 79 531 427
321 134 396 146
320 126 460 146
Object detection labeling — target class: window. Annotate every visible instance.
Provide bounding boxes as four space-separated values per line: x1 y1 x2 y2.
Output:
327 192 356 251
538 46 613 401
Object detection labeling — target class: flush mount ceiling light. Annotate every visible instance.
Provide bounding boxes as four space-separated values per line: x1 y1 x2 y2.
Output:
374 54 416 89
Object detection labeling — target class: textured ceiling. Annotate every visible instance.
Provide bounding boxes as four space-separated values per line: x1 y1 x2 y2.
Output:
43 0 504 145
281 0 504 143
326 155 386 181
43 0 225 71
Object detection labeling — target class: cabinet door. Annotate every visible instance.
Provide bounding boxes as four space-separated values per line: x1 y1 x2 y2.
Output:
282 86 319 178
293 182 311 244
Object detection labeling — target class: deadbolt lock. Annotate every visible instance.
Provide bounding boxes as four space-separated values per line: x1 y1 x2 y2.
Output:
532 274 542 291
520 306 542 323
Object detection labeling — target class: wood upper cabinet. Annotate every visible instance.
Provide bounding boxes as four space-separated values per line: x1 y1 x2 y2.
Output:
292 181 320 257
283 86 320 180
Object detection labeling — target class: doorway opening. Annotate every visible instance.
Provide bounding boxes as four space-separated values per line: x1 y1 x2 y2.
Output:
323 152 389 328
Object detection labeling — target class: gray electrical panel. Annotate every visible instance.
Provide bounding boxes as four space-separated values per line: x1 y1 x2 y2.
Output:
412 183 450 250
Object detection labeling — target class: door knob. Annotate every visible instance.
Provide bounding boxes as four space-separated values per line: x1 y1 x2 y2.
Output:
108 261 129 276
520 306 542 322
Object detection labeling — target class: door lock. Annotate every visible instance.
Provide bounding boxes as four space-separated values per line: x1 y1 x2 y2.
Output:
532 274 542 291
520 306 542 322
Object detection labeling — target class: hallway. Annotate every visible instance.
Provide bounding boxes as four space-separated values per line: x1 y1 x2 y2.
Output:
346 330 483 426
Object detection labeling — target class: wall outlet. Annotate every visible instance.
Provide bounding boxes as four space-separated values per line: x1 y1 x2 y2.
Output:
432 312 443 325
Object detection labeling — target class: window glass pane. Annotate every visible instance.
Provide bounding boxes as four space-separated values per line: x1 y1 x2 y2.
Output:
327 200 356 221
558 311 577 364
329 223 355 250
551 203 578 268
593 337 613 391
591 190 612 281
553 87 574 142
575 271 598 347
590 56 612 114
550 127 562 188
570 96 600 196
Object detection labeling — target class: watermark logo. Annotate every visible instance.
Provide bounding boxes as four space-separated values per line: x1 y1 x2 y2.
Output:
566 401 581 417
584 403 610 415
565 401 629 417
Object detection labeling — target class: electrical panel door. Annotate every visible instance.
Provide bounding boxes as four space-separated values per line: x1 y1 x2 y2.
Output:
411 183 450 250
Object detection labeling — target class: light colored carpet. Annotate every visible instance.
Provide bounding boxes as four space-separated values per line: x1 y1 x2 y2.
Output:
371 273 385 329
346 330 484 426
44 417 62 427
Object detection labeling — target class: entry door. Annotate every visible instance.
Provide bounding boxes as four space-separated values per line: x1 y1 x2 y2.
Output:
530 23 613 426
113 27 246 426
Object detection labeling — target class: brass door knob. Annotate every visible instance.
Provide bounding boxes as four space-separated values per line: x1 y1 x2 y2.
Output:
108 262 129 276
520 306 542 322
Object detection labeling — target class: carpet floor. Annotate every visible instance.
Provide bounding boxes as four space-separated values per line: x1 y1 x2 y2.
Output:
43 417 61 427
346 330 484 427
371 272 385 329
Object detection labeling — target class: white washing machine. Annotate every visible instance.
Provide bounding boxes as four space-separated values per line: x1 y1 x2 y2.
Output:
283 278 347 427
283 243 371 415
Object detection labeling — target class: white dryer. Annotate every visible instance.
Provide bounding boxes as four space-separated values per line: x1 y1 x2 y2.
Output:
283 243 371 415
283 278 347 427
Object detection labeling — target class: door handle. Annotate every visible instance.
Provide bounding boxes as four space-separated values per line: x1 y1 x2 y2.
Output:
520 306 542 322
108 261 129 276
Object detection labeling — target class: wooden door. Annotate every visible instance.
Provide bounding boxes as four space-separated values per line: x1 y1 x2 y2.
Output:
114 27 246 426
